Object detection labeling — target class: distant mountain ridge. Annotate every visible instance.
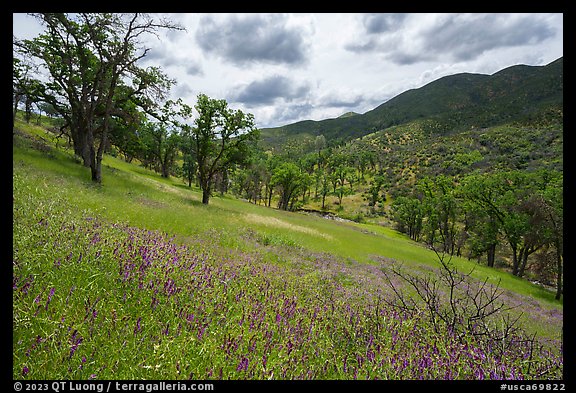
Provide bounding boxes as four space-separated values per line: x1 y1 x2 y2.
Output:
260 57 563 151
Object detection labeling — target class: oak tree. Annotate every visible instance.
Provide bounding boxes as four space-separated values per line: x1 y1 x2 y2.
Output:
173 94 259 205
14 13 181 183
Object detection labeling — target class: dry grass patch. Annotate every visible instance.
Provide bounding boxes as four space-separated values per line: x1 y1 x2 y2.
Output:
244 213 333 240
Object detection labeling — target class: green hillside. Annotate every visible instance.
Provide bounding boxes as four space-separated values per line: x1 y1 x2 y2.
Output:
260 57 563 152
13 118 563 379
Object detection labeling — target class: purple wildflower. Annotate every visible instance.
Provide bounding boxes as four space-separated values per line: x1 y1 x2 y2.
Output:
90 233 100 245
69 330 83 359
22 366 29 376
367 350 375 362
475 367 485 380
44 287 55 310
236 357 249 372
197 325 206 340
79 356 87 370
69 340 82 358
134 317 142 335
356 354 365 369
286 340 294 355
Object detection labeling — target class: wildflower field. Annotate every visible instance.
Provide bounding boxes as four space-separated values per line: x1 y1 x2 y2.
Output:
13 124 563 380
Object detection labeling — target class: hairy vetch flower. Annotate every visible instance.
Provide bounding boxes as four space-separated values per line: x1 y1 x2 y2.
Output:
236 357 249 372
134 317 142 335
45 287 55 311
69 330 83 359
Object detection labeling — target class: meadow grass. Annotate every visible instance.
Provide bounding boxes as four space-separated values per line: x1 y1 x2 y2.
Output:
15 135 560 306
13 122 563 380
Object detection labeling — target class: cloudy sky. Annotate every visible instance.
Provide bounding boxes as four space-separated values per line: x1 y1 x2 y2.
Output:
13 13 563 129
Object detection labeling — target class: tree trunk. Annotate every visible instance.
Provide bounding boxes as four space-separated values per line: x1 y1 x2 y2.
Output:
24 96 33 123
90 144 101 183
511 244 520 276
517 248 528 278
72 118 92 167
13 95 21 129
161 161 170 178
267 186 273 207
555 240 563 300
200 175 211 204
279 195 288 211
486 243 496 267
93 111 112 184
220 169 228 196
202 187 210 205
279 187 295 211
517 245 540 278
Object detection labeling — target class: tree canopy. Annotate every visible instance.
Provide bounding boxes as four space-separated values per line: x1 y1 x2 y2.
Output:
171 94 259 205
14 13 182 182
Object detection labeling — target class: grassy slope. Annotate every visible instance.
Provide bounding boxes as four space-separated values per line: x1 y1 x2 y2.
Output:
13 119 561 335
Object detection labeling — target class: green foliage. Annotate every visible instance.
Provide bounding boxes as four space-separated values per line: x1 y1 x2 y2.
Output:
170 94 259 204
270 162 308 211
390 196 424 242
416 175 459 253
387 167 563 295
459 170 562 279
138 121 180 178
363 172 388 212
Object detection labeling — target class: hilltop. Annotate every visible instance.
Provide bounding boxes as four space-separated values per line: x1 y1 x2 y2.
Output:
338 111 360 119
